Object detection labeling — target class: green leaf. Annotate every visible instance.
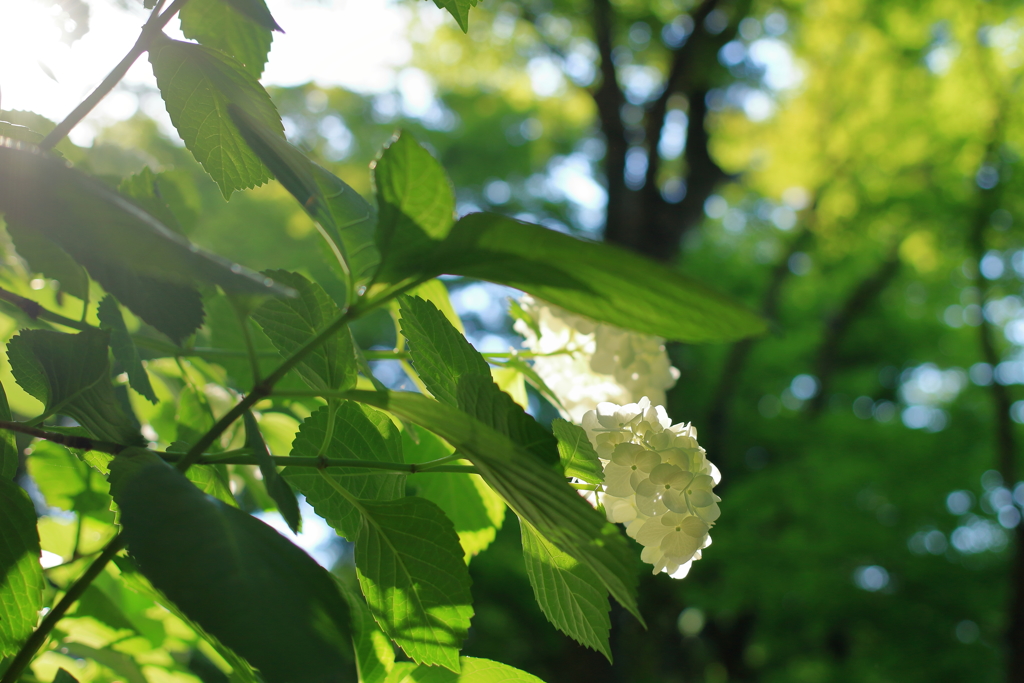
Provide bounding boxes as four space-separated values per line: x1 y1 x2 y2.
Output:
252 270 357 393
520 520 611 660
284 402 405 540
118 167 185 235
336 570 395 683
407 280 462 333
8 329 145 446
180 0 273 78
243 411 300 533
109 448 355 683
551 419 603 485
218 0 283 32
345 391 641 625
354 496 473 671
398 295 557 466
430 0 479 32
404 426 505 560
377 212 767 343
98 296 158 404
0 142 290 341
52 669 80 683
386 656 545 683
373 133 455 285
0 477 44 657
229 105 380 287
26 440 113 519
0 382 17 479
148 33 284 199
5 221 89 300
113 555 262 683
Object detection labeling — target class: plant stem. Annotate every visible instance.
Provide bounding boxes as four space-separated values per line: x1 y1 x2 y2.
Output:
0 286 90 331
0 535 126 683
38 0 190 151
175 309 356 472
0 420 121 453
158 451 476 473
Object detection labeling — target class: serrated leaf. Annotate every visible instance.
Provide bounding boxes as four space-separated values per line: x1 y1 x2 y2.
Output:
243 411 300 533
0 382 16 479
373 133 455 284
404 426 504 560
219 0 282 32
229 105 380 287
491 366 527 409
180 0 273 78
109 448 355 683
5 221 89 300
407 280 462 333
336 570 395 683
345 391 641 625
430 0 479 32
387 656 545 683
148 33 284 199
284 402 405 540
252 270 357 393
551 419 603 485
118 167 184 235
372 211 766 343
0 141 291 341
354 496 473 672
98 296 158 404
8 328 144 446
398 295 557 466
26 440 113 519
0 477 44 657
520 520 611 660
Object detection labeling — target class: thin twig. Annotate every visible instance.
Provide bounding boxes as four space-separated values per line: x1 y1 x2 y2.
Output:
0 420 121 453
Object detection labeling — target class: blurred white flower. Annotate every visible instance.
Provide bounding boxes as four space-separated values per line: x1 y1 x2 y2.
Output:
579 398 720 579
514 295 680 420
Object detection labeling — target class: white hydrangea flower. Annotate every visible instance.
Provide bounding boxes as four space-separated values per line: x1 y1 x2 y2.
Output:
580 398 721 579
513 296 680 421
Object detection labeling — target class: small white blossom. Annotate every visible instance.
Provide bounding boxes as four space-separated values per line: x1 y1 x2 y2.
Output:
580 398 720 579
514 296 680 420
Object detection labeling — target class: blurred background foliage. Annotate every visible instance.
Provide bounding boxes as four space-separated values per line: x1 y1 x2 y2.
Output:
5 0 1024 681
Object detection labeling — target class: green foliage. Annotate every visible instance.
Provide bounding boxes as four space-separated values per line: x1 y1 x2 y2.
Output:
399 295 558 465
404 426 505 560
8 329 144 446
520 521 611 660
430 0 480 33
354 496 473 671
252 270 357 392
372 133 456 286
110 448 354 683
0 382 16 480
4 221 89 301
284 402 406 540
385 656 545 682
97 296 158 404
229 105 380 288
0 477 44 657
551 419 603 485
180 0 274 78
243 410 300 533
26 441 112 519
149 34 283 199
217 0 282 32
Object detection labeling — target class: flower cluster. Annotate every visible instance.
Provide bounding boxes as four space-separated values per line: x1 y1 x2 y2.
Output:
582 398 721 579
513 296 680 421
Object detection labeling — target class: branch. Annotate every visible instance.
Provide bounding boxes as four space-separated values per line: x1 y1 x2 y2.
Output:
0 420 122 454
807 248 901 416
0 286 90 331
38 0 190 151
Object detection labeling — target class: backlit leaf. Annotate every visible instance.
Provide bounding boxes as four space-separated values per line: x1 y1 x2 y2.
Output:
551 419 603 485
243 410 300 533
354 496 473 671
284 402 405 541
0 382 16 479
430 0 479 32
98 296 158 404
0 477 44 657
148 33 284 198
180 0 273 78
